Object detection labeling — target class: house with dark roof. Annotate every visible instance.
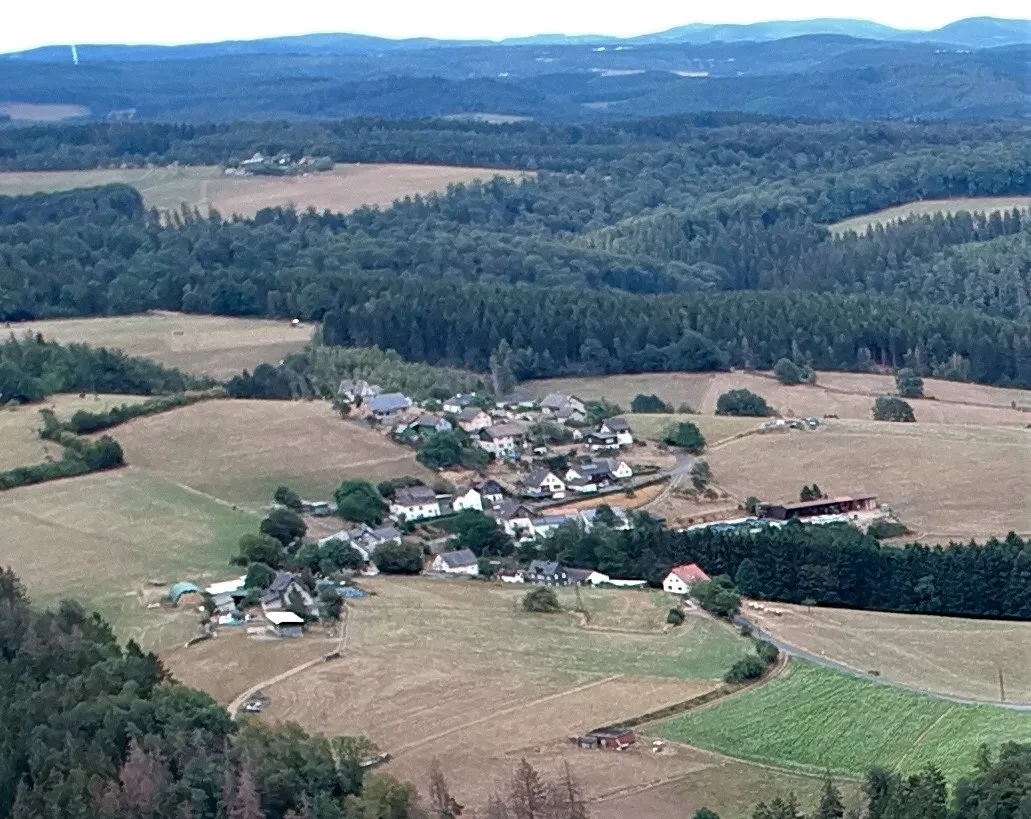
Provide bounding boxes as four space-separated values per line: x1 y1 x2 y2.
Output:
540 394 587 423
458 407 493 432
478 479 505 504
390 486 441 521
261 572 316 615
486 498 534 538
520 468 566 499
498 391 536 409
404 414 452 436
367 392 413 418
475 422 528 459
430 548 479 576
525 560 569 586
443 393 478 414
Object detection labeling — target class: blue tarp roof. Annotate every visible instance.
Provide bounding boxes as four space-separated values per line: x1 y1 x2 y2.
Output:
170 582 200 603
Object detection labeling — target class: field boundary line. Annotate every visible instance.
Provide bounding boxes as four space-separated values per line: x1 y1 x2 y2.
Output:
389 675 625 757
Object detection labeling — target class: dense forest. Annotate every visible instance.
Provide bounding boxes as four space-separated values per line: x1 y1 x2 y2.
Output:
2 115 1031 387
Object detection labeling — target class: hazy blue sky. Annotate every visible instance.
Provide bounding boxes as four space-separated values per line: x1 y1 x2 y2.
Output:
4 0 1028 52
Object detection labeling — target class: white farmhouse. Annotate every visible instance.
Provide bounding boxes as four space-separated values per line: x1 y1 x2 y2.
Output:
451 486 484 513
390 486 441 521
430 548 479 576
662 563 711 595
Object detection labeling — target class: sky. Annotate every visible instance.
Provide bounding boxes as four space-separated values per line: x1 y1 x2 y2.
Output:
3 0 1029 53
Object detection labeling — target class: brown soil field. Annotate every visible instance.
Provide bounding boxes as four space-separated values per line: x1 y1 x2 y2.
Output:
0 102 89 121
529 371 1031 428
242 577 753 813
745 602 1031 704
829 197 1031 235
0 163 531 218
0 468 258 644
114 399 434 505
708 418 1031 542
0 393 150 471
9 312 313 379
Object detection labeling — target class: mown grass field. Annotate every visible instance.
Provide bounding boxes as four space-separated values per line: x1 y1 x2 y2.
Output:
746 603 1031 703
0 469 258 646
0 393 150 471
250 577 756 813
0 163 531 218
10 312 313 379
829 197 1031 235
659 661 1031 780
114 399 435 505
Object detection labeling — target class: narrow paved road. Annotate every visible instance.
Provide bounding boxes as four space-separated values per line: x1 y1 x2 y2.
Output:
737 615 1031 712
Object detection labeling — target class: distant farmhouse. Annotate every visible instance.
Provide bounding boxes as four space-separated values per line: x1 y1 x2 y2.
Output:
390 486 441 521
662 563 711 595
430 548 479 576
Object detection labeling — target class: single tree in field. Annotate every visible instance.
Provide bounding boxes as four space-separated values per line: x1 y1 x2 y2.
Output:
774 357 804 385
273 485 303 511
522 587 561 613
715 389 772 417
662 420 706 453
895 367 925 398
690 459 711 491
334 479 387 525
872 395 916 422
630 393 671 413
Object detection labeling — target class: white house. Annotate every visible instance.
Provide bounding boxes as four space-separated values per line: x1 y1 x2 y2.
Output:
521 468 566 499
540 394 587 423
430 548 479 576
662 564 711 595
599 418 634 446
451 486 484 513
443 394 478 415
458 407 493 433
390 486 441 521
476 423 527 459
486 498 534 538
478 479 505 505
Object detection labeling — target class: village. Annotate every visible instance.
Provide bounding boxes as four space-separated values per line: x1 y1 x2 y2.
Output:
165 378 894 663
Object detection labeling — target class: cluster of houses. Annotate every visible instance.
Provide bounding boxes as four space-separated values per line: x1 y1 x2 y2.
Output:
520 456 634 499
339 382 637 464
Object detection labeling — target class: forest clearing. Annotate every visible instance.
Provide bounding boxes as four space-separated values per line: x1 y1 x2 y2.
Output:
828 196 1031 234
0 162 531 218
657 661 1031 780
744 602 1031 703
111 398 435 505
9 313 313 379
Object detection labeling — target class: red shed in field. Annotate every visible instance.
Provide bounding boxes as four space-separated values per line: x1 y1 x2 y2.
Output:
578 725 636 750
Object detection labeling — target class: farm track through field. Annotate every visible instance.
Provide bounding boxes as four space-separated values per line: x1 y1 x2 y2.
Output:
389 675 625 757
891 707 957 773
227 608 349 718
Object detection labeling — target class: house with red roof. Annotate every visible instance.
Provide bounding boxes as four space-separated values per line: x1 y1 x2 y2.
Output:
662 563 711 595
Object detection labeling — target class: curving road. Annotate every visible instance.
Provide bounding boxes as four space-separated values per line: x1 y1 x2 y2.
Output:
735 614 1031 712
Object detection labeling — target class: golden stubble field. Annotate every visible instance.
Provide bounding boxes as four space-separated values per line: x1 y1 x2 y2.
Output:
112 399 435 505
8 313 313 380
829 197 1031 235
205 577 841 817
745 602 1031 704
0 163 532 218
528 371 1031 427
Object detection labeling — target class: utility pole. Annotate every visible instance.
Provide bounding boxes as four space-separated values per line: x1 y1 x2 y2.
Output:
999 666 1006 703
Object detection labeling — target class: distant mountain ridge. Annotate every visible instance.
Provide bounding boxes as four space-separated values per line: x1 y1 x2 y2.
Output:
3 16 1029 62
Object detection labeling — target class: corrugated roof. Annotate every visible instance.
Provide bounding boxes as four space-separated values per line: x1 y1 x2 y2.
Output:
266 611 305 625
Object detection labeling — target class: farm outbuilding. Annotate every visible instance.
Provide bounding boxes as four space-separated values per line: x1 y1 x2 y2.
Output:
760 494 877 521
169 582 201 606
577 725 636 750
266 610 305 638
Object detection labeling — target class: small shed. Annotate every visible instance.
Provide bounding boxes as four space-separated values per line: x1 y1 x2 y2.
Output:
578 725 636 750
266 610 305 638
170 582 202 607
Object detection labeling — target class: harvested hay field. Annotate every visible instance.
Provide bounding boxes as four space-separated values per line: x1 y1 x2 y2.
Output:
746 602 1031 704
247 577 751 811
829 197 1031 235
0 469 257 643
528 372 1031 428
658 661 1031 780
0 163 531 218
708 418 1031 542
10 312 313 380
114 399 435 505
0 393 149 471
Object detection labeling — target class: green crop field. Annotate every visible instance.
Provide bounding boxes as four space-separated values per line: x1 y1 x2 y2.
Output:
658 661 1031 780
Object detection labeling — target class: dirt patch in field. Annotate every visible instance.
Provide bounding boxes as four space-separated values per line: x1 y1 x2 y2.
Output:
746 602 1031 704
707 417 1031 541
0 163 531 218
110 399 434 505
10 313 313 380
